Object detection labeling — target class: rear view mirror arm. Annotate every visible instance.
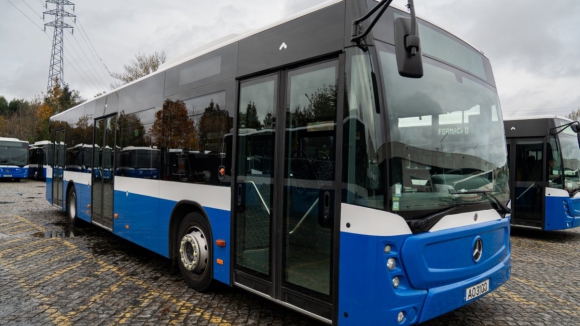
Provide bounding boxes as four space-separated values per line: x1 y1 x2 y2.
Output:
351 0 394 48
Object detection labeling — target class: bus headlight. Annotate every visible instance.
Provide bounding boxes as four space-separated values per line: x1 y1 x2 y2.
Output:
392 276 400 288
387 258 396 271
384 245 391 254
397 311 405 323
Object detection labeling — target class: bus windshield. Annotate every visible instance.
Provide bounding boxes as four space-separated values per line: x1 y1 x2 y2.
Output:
0 143 28 166
555 122 580 193
378 42 509 214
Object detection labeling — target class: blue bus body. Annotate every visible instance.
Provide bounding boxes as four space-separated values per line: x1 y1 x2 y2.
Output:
46 1 510 324
0 137 29 180
505 116 580 231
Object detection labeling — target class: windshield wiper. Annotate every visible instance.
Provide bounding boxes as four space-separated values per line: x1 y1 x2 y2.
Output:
406 200 494 233
450 190 510 216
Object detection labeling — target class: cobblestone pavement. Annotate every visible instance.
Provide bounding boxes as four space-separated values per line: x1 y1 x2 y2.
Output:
1 179 579 325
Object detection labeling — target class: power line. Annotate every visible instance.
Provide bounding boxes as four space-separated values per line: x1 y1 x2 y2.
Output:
63 35 104 93
19 0 43 20
68 33 109 88
74 20 115 87
43 30 100 95
11 1 101 97
63 52 100 95
76 18 116 86
7 0 44 31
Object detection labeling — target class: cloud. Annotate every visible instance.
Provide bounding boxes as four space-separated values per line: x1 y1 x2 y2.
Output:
2 0 580 118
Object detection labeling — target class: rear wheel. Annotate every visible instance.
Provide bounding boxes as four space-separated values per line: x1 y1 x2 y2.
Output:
67 186 79 226
177 212 213 292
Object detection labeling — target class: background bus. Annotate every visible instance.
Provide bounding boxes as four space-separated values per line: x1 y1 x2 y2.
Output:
46 1 510 324
0 137 29 181
505 116 580 230
28 140 51 180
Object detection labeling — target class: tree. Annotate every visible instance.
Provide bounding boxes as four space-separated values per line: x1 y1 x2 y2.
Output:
0 96 8 116
8 99 27 115
239 102 263 130
111 51 166 88
1 97 41 142
198 100 232 152
149 99 198 149
567 108 580 121
35 81 84 140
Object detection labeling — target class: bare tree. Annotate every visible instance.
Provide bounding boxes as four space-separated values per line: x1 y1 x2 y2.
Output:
567 108 580 121
110 51 167 88
3 97 41 142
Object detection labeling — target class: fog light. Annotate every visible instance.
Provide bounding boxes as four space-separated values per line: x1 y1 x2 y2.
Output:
397 311 405 323
387 258 396 271
384 245 391 254
392 276 400 288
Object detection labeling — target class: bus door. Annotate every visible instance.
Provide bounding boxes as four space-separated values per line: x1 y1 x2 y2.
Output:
92 114 117 230
52 129 65 207
233 58 341 321
509 138 545 228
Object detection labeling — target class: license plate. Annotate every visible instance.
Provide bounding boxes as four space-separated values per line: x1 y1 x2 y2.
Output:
3 175 12 177
465 279 489 301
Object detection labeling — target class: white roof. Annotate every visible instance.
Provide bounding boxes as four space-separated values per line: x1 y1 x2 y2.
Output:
54 0 485 119
0 137 26 142
122 146 159 151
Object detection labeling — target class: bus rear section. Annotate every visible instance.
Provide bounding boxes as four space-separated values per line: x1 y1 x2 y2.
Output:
0 137 29 181
505 116 580 231
28 140 51 180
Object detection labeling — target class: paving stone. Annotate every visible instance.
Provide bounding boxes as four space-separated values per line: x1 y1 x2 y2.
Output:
1 179 580 325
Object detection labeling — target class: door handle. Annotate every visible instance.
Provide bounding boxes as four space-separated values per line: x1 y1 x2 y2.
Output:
323 191 330 220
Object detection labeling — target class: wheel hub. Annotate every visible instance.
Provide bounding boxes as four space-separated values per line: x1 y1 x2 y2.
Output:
180 228 208 272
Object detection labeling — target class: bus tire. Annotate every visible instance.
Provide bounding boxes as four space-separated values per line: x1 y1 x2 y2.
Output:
67 186 79 226
177 212 213 292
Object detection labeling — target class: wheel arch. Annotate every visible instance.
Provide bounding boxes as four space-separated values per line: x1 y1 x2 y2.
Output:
168 200 213 262
65 180 76 211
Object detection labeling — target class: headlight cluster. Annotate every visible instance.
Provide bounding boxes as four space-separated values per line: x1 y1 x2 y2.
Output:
384 243 406 323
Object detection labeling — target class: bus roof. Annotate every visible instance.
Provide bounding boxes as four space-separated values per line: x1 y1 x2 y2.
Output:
504 115 574 122
33 140 51 146
53 0 485 119
0 137 26 142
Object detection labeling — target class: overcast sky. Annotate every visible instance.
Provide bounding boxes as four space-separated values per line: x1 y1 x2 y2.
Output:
1 0 579 117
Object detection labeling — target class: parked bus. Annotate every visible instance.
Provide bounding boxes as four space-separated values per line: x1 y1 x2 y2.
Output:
504 116 580 231
28 140 51 180
0 137 29 181
46 0 511 324
116 146 160 179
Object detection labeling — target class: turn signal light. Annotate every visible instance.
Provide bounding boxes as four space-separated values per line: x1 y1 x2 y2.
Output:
125 225 130 229
217 259 224 265
216 239 226 247
114 214 119 219
87 204 90 208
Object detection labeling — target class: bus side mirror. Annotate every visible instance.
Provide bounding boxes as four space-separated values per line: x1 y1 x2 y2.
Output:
394 17 423 78
571 124 580 148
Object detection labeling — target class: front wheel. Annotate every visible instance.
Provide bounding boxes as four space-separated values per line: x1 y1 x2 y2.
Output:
67 186 79 226
177 212 213 292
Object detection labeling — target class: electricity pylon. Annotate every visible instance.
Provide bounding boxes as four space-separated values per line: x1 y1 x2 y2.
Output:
44 0 76 92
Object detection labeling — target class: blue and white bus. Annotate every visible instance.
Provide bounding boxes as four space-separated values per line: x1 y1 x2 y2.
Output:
29 140 51 180
46 0 511 324
505 115 580 231
0 137 29 181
